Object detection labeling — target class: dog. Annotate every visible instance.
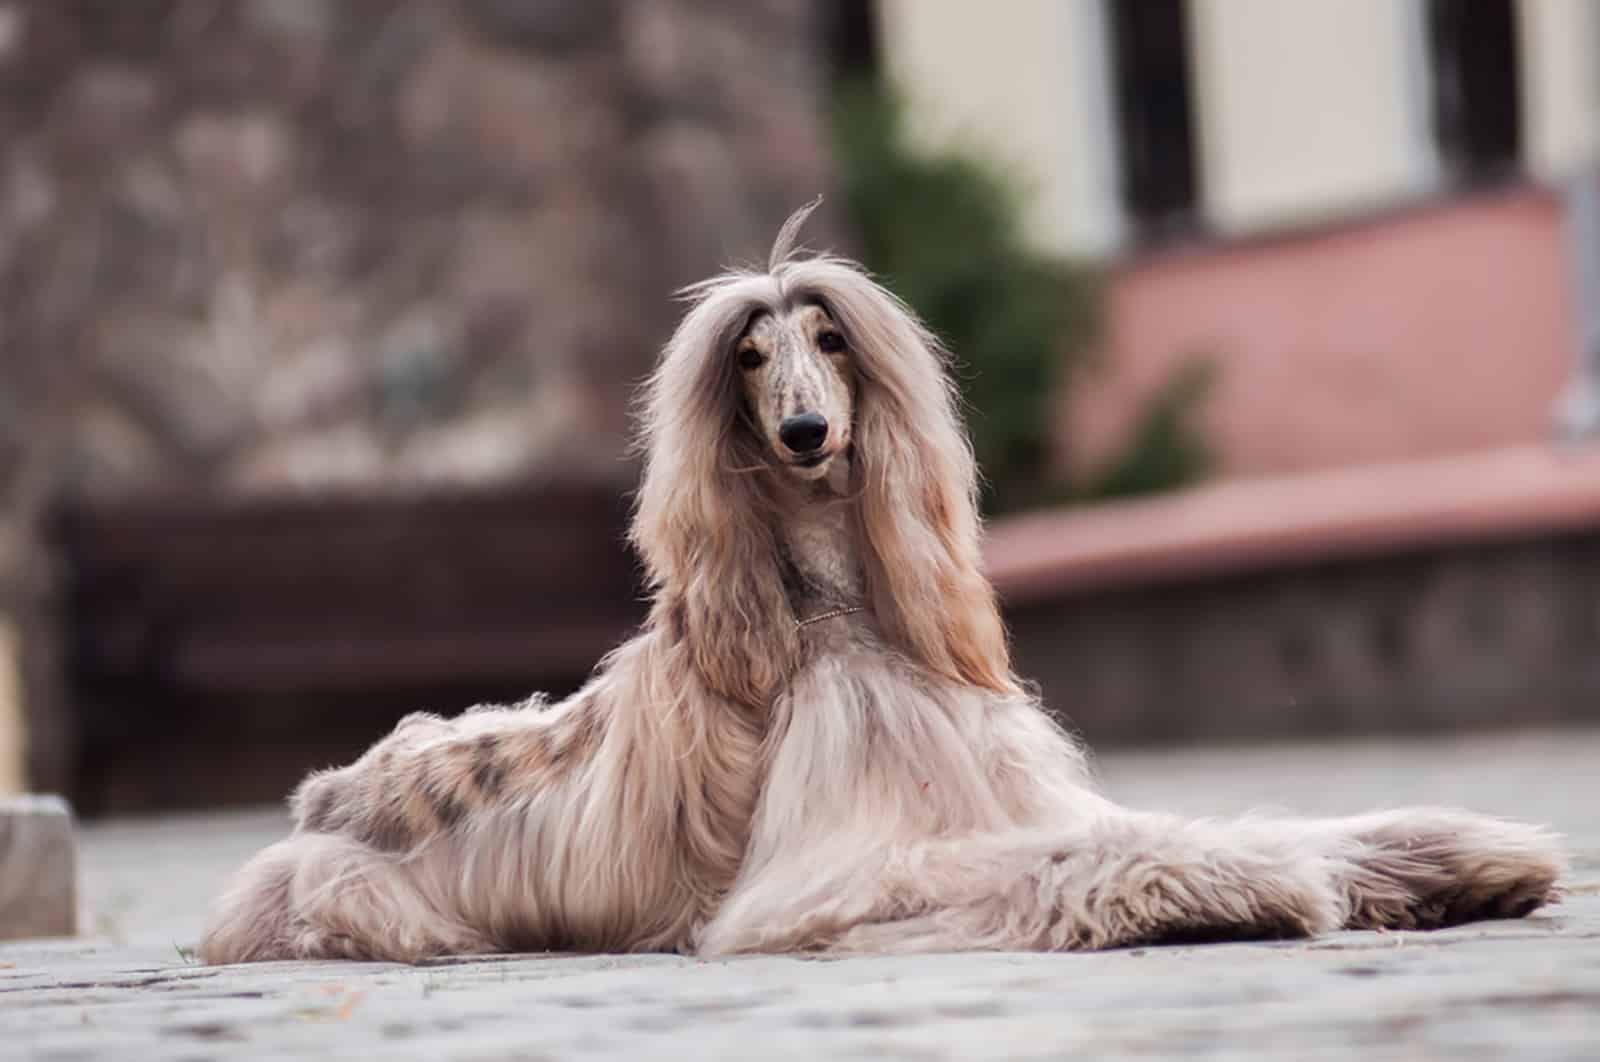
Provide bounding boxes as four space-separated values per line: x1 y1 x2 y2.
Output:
200 203 1565 964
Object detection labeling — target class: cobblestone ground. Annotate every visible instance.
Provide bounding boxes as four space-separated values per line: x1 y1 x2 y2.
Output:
5 729 1597 1060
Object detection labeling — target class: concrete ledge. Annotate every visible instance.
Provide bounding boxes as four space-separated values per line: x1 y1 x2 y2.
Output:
987 446 1600 745
985 444 1600 603
0 795 76 940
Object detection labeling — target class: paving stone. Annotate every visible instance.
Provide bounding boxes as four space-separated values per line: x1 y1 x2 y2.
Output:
3 731 1597 1060
0 794 75 941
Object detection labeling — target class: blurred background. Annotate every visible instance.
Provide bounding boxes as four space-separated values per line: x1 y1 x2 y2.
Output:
1 0 1597 817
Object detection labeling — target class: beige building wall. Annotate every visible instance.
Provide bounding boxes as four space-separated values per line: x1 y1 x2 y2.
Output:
1517 0 1600 181
1186 0 1434 235
878 0 1600 250
876 0 1123 257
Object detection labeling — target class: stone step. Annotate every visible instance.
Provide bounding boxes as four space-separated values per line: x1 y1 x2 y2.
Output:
0 794 76 940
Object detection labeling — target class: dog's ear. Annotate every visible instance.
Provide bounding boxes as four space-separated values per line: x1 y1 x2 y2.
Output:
632 285 798 708
853 381 1017 696
799 263 1019 695
635 452 797 708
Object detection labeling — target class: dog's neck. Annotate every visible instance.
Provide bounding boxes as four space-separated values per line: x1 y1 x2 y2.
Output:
777 454 864 617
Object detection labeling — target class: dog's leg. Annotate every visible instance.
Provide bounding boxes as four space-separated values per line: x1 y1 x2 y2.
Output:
1311 808 1566 930
284 697 597 855
701 811 1353 955
202 634 763 964
196 697 556 966
201 690 614 965
703 807 1567 956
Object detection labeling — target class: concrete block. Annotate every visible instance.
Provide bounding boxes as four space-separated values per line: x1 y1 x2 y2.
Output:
0 618 25 795
0 794 76 940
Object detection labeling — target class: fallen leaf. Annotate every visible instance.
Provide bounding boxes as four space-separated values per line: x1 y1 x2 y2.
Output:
333 990 366 1021
295 988 366 1022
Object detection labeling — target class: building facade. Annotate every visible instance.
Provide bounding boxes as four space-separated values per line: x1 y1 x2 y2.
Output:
877 0 1600 477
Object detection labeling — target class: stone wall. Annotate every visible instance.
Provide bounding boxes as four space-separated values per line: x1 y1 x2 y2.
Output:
0 0 837 793
0 0 834 518
1009 534 1600 748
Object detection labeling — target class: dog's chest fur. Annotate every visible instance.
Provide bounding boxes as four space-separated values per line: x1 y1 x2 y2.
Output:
778 473 864 617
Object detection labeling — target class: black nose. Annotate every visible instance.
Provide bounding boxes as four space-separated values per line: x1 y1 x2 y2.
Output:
778 413 829 454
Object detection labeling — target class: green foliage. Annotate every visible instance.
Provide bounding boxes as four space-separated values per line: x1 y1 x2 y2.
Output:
829 82 1213 513
1081 357 1216 500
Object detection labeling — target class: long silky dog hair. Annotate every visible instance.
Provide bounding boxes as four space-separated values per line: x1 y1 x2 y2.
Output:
201 203 1565 964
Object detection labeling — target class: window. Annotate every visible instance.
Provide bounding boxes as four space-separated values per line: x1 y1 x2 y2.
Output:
1108 0 1201 230
1426 0 1521 180
824 0 880 81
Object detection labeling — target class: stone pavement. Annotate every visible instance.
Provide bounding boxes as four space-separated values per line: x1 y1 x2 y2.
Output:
3 728 1597 1060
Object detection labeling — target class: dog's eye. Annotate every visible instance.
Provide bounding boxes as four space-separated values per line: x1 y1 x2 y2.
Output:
737 346 765 370
817 330 845 354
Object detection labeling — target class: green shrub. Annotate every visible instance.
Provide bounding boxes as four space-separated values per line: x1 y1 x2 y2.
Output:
1081 357 1216 500
829 82 1213 513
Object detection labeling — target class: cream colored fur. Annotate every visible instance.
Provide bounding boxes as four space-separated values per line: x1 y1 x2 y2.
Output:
200 206 1566 965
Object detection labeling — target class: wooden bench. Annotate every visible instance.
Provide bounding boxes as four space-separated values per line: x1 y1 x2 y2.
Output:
44 484 646 814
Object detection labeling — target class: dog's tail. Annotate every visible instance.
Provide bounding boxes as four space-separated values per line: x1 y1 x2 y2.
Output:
199 832 489 964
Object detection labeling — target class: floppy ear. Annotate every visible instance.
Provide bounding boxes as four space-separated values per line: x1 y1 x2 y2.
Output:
804 264 1018 694
631 287 799 708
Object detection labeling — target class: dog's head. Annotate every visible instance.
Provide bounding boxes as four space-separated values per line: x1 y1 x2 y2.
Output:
632 200 1017 701
733 297 855 486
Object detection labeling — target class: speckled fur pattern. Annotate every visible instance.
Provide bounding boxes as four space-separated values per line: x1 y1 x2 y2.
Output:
199 205 1567 965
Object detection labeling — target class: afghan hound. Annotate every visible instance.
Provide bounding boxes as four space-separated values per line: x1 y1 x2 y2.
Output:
200 204 1565 964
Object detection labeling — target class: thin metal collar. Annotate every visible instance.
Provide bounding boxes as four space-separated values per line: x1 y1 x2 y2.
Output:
794 605 866 633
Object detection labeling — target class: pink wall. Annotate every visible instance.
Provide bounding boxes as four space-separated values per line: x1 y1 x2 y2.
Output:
1061 188 1580 480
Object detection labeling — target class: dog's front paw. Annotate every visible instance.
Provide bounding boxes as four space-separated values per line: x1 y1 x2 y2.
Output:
1341 809 1567 930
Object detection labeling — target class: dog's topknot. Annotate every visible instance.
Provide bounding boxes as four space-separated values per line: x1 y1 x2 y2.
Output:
769 195 824 273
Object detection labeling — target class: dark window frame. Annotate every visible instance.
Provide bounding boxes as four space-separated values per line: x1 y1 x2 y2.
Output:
1108 0 1203 234
1425 0 1522 182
